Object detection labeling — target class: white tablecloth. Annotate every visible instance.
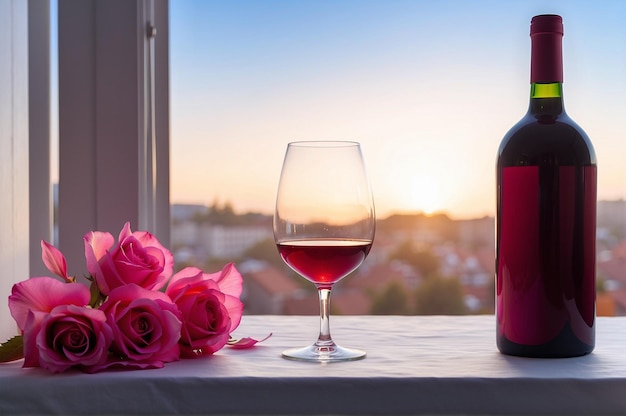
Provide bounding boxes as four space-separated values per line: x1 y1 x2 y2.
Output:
2 315 626 415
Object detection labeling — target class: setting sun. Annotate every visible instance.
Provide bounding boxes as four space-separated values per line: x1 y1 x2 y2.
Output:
408 176 445 215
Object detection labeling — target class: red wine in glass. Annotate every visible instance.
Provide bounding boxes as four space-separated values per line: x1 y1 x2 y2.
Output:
277 239 372 290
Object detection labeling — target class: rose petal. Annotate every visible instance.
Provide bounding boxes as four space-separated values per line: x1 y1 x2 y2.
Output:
84 230 115 262
94 250 127 295
118 221 133 242
222 294 244 334
40 241 70 282
22 311 42 367
9 277 90 331
228 333 272 349
166 267 203 295
207 263 243 298
84 230 115 293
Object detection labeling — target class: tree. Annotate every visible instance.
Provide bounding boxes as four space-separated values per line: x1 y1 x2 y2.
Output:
201 200 239 225
241 238 283 269
414 275 467 315
389 240 440 277
370 281 411 315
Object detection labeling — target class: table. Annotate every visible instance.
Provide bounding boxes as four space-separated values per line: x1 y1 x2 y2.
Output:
2 315 626 415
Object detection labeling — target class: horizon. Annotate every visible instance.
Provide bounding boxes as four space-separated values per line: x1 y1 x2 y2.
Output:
171 197 626 222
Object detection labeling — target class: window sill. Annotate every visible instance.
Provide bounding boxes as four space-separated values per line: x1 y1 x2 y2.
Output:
2 315 625 415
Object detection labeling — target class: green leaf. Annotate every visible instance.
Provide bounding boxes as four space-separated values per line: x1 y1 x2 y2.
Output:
89 281 104 308
0 335 24 363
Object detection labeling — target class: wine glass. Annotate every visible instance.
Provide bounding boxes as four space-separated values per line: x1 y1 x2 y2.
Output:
273 141 376 362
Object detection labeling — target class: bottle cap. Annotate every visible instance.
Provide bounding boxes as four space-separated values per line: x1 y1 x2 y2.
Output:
530 14 563 36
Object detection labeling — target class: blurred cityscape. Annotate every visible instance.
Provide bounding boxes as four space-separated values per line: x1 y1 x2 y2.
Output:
171 200 626 316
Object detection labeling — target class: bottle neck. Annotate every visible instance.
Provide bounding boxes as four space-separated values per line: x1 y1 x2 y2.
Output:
528 82 564 115
528 15 565 117
530 15 563 84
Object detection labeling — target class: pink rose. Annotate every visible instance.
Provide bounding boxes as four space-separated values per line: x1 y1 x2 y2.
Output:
165 264 244 357
95 284 182 371
8 277 91 367
28 304 113 373
84 222 174 295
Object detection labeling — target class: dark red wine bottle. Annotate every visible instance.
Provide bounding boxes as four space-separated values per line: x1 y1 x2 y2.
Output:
496 14 596 357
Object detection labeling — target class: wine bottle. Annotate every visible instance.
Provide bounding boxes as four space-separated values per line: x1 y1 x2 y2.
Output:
496 14 596 357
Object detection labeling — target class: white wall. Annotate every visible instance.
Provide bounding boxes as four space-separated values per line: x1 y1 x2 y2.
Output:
0 0 30 340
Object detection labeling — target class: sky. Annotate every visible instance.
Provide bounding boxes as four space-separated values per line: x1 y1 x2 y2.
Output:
168 0 626 220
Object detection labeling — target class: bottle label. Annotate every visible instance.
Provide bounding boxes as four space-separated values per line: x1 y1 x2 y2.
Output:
497 165 596 346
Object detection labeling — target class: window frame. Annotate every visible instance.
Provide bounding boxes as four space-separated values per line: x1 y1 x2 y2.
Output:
56 0 170 270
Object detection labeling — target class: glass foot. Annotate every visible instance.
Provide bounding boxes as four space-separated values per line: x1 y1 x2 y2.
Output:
282 342 366 362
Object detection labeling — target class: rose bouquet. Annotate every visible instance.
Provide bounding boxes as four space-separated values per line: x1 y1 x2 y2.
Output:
0 222 268 373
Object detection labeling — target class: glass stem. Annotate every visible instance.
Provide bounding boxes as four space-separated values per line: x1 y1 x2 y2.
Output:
316 288 334 346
